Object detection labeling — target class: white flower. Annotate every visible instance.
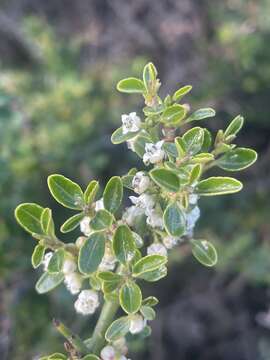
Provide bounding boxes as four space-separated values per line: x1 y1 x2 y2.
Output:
42 252 53 271
129 314 146 334
147 243 167 256
113 337 128 355
163 235 178 249
129 194 155 211
189 193 199 206
62 257 77 274
75 236 87 248
74 289 99 315
95 198 104 211
126 138 136 152
122 112 141 134
143 141 165 165
132 171 151 194
186 206 200 236
64 272 83 295
146 208 164 229
100 345 115 360
122 206 144 227
99 244 116 271
80 216 91 236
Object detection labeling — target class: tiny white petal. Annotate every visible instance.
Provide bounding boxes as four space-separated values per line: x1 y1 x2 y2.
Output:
129 315 146 334
62 257 77 274
64 273 83 295
74 289 99 315
80 216 91 236
163 236 178 249
132 172 151 194
95 198 104 211
100 345 115 360
147 243 167 256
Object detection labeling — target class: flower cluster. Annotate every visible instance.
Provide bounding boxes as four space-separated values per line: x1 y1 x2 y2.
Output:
15 62 257 360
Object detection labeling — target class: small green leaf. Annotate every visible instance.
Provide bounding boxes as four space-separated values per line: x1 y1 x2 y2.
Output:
35 272 64 294
98 271 123 292
41 208 55 236
175 137 187 158
120 281 142 314
78 232 106 274
183 127 204 155
49 353 67 360
90 209 113 231
217 148 257 171
142 296 159 307
81 355 100 360
140 305 156 320
111 127 139 144
143 62 158 90
189 164 202 184
162 142 178 158
133 135 151 158
48 174 84 210
186 108 216 122
15 203 44 235
201 128 212 152
191 153 214 164
196 176 243 196
224 115 244 138
105 317 131 342
113 225 136 265
84 180 99 204
32 244 46 268
161 104 186 125
173 85 192 101
191 239 218 267
60 213 84 233
47 248 65 274
164 202 186 237
103 176 123 213
117 77 145 93
150 168 180 192
133 255 167 277
138 265 167 282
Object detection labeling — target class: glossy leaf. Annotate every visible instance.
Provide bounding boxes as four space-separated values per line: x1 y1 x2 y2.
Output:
143 62 157 90
138 265 167 282
142 296 159 307
201 128 212 152
47 174 84 210
32 244 46 269
41 208 55 236
191 239 218 267
217 148 257 171
35 272 64 294
111 127 139 144
113 225 136 265
164 202 186 237
15 203 44 235
173 85 192 101
175 137 187 157
150 168 180 192
103 176 123 213
162 104 186 125
133 255 167 277
186 108 216 122
84 180 99 204
47 248 65 274
133 135 151 158
78 232 106 274
105 317 130 342
120 281 142 314
183 127 204 155
90 209 113 231
224 115 244 138
196 177 243 196
117 77 145 93
60 213 84 233
140 305 156 320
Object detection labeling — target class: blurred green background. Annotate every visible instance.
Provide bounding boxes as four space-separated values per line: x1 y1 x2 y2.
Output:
0 1 269 359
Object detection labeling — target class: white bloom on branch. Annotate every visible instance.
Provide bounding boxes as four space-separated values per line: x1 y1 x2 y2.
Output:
146 208 164 229
163 235 178 249
62 257 77 274
42 252 53 271
126 138 136 152
113 337 128 355
143 140 165 165
189 193 199 206
74 289 99 315
122 206 144 227
100 345 115 360
186 206 200 236
129 314 146 334
80 216 91 236
99 244 116 271
122 112 141 134
147 243 167 256
132 171 151 194
64 272 83 295
129 194 155 211
95 198 104 211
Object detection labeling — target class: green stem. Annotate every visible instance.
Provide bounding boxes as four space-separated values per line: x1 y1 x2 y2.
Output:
89 300 119 355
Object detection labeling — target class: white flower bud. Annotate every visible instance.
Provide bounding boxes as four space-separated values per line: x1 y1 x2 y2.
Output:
122 206 144 227
146 208 164 229
99 244 116 271
126 138 136 152
62 257 77 274
80 216 91 236
113 337 128 355
64 272 83 295
186 206 200 236
129 194 155 211
132 171 151 194
74 289 99 315
129 314 146 334
75 236 87 248
122 112 141 134
143 141 165 165
147 243 167 256
163 235 178 249
189 193 199 205
42 252 53 271
95 198 104 211
100 345 115 360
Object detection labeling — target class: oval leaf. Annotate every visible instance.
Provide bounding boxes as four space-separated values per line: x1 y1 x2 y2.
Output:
224 115 244 138
78 232 106 274
32 244 46 268
217 148 257 171
187 108 216 122
196 177 243 196
111 127 139 145
35 272 64 294
84 180 99 204
90 209 113 231
182 127 204 155
117 77 145 93
48 174 84 210
120 281 142 314
103 176 123 213
140 305 156 320
132 255 167 277
173 85 192 101
162 104 186 125
191 239 218 267
150 168 180 192
60 213 84 233
164 202 186 237
113 225 136 265
47 248 65 274
15 203 44 235
105 317 130 342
